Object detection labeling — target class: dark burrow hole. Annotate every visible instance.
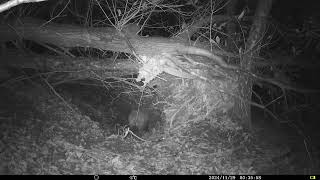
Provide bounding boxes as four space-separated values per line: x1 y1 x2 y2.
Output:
54 78 164 137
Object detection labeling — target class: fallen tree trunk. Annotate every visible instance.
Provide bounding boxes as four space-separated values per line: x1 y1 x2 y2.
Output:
0 17 241 132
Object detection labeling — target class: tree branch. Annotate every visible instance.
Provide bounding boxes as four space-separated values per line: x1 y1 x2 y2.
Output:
0 50 139 80
0 0 46 13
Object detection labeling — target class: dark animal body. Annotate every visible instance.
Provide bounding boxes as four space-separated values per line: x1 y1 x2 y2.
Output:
128 109 150 133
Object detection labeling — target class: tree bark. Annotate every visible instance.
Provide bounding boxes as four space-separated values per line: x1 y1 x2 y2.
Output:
0 17 241 85
0 50 139 80
235 0 273 129
226 0 239 53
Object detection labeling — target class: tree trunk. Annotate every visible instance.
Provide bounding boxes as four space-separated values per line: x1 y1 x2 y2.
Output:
226 0 239 53
235 0 273 129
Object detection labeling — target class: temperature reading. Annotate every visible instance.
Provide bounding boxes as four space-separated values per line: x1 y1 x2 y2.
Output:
129 175 137 180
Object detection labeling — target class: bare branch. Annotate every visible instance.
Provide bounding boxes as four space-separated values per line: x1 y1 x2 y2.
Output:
0 0 47 13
